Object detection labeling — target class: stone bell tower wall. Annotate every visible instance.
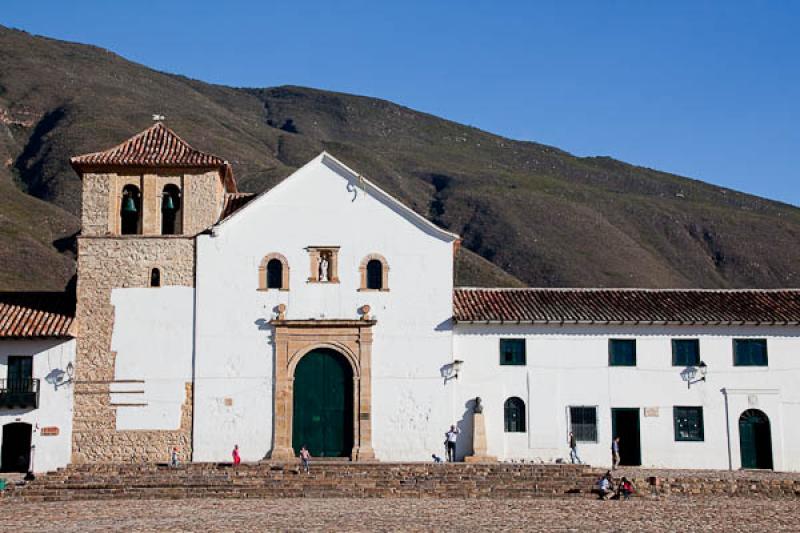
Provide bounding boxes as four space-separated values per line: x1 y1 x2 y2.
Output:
80 169 225 238
72 236 196 464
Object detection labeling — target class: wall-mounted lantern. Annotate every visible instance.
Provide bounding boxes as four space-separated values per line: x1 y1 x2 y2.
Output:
443 359 464 382
680 360 708 389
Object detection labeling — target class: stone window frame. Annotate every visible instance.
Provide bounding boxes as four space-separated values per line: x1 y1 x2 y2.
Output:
258 253 290 291
358 254 390 292
306 246 340 284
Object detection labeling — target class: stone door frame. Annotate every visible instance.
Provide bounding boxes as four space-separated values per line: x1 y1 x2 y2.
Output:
270 319 376 461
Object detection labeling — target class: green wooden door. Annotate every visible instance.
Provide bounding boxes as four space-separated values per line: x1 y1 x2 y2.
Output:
292 349 353 457
739 409 773 469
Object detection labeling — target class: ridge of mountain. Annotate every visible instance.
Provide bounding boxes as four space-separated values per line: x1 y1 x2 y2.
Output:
1 25 798 291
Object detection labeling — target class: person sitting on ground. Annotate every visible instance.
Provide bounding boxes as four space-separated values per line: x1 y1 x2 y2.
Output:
432 454 443 463
618 476 635 500
299 445 311 473
232 444 241 466
596 471 614 500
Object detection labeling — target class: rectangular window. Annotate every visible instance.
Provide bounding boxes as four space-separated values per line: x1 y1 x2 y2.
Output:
733 339 768 366
7 356 33 392
499 339 526 366
609 339 636 366
674 406 704 441
672 339 700 366
569 406 598 442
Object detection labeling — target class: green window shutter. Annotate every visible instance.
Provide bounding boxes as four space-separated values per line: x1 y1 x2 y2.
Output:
672 339 700 366
733 339 768 366
674 406 704 441
609 339 636 366
499 339 526 366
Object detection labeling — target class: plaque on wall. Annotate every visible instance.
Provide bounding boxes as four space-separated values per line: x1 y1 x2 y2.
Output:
40 426 60 436
643 407 659 417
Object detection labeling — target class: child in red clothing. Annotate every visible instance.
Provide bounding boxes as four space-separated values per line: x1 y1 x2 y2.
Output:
232 444 241 466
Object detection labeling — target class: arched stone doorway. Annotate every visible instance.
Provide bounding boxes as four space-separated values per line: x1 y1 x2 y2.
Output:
292 349 354 457
739 409 773 470
270 318 376 461
1 422 32 473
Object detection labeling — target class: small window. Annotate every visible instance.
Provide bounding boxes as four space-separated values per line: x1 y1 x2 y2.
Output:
504 397 526 432
366 260 383 290
569 406 598 442
674 406 704 441
733 339 768 366
150 268 161 287
672 339 700 366
259 253 289 290
266 259 283 289
499 339 526 366
609 339 636 366
7 356 33 392
359 254 389 291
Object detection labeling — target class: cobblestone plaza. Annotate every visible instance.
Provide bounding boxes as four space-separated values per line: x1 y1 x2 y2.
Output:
2 496 798 532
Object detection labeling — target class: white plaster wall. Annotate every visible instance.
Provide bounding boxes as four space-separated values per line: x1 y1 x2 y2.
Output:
454 324 800 471
110 287 194 430
0 338 76 473
194 154 456 462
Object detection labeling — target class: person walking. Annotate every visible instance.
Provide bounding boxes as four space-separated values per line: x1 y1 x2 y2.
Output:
611 437 621 470
445 425 460 462
232 444 241 466
568 431 582 464
299 445 311 474
170 447 179 468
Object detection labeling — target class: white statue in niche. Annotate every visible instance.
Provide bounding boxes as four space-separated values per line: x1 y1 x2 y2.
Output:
319 255 330 282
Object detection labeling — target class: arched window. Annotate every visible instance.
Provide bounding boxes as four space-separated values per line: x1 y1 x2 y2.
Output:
120 184 141 235
504 397 526 432
150 268 161 287
366 260 383 290
359 254 389 291
161 184 182 235
259 253 289 290
267 259 283 289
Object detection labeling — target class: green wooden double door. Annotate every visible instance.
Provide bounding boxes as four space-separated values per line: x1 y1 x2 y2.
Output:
292 349 354 457
739 409 773 470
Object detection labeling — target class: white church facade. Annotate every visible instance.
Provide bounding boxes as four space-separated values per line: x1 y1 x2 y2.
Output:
2 123 799 473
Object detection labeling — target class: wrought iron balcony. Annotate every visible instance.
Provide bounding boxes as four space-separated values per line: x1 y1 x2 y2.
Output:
0 378 40 409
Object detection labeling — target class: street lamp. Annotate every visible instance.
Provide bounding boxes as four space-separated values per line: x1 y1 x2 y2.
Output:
680 360 708 389
443 359 464 382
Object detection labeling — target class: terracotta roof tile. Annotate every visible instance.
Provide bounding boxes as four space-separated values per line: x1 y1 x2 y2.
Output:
70 122 227 169
453 288 800 325
0 292 76 338
220 192 256 221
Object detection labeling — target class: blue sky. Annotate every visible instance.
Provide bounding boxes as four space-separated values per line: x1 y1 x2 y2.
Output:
3 1 799 206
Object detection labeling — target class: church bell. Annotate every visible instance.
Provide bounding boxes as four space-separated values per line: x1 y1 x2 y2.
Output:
122 195 137 213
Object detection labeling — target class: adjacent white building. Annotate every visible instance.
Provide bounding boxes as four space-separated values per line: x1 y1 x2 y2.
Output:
8 124 798 474
0 294 76 473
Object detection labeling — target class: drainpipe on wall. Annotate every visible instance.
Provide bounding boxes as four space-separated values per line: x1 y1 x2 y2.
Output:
721 388 733 471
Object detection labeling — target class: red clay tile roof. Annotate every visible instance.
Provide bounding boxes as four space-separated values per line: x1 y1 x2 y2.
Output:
453 288 800 325
220 192 256 221
0 292 76 338
71 122 225 168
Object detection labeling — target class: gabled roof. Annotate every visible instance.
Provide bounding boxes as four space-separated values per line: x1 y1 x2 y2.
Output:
453 288 800 326
0 292 76 338
70 122 236 191
213 152 460 242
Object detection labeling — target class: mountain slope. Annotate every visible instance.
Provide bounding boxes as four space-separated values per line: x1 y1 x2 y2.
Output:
0 25 798 291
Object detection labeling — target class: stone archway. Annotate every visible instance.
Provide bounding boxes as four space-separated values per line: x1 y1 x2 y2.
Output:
270 319 376 461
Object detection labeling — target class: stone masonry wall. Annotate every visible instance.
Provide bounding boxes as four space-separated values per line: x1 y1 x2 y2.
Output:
73 237 196 464
80 169 225 238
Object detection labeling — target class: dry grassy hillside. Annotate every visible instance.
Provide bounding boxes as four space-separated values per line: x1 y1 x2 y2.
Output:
1 25 798 291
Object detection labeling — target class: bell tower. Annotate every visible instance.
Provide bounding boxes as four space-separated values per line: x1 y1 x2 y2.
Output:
69 122 235 464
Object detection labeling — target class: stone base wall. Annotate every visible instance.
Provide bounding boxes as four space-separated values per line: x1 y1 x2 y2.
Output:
72 237 196 464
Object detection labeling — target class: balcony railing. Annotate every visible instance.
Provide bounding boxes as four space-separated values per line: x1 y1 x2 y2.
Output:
0 378 40 409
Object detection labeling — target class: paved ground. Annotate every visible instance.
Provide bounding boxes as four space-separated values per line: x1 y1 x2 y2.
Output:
1 497 798 532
